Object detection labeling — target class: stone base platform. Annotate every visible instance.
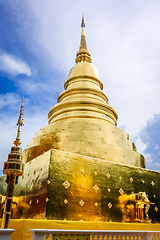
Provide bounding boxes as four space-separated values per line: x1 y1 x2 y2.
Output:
1 219 160 240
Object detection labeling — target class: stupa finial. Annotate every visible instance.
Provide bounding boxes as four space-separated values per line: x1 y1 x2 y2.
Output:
79 15 87 51
13 98 24 146
75 16 92 63
81 15 85 28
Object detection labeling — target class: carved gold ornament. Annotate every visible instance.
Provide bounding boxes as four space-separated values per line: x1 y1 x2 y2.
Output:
63 180 70 189
79 200 84 206
93 184 99 192
155 206 158 212
130 177 133 182
80 169 84 174
95 202 98 207
119 188 124 195
108 202 112 209
151 181 155 186
108 188 111 192
64 199 68 204
107 173 110 179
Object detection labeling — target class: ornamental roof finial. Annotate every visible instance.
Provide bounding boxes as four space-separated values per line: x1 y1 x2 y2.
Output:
81 15 85 28
13 98 24 146
1 98 24 229
75 16 92 63
79 15 87 51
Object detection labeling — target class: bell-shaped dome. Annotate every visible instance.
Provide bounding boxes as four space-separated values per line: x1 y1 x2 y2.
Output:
69 61 99 80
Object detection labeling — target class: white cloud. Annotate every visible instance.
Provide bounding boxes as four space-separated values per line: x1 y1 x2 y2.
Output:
0 93 20 109
17 79 62 95
135 136 146 154
91 3 160 147
145 153 160 172
0 53 31 77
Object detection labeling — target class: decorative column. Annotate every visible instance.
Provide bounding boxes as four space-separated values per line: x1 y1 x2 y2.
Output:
1 99 24 229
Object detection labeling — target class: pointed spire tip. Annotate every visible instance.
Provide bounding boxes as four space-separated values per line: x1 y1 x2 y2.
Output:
75 16 92 64
81 15 85 28
13 98 24 146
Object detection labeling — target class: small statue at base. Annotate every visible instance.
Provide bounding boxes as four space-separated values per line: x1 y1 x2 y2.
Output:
135 192 154 222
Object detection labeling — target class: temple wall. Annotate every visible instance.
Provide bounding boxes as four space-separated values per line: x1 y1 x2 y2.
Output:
46 149 160 222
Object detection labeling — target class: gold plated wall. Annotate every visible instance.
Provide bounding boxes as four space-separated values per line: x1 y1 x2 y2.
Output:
46 149 159 222
46 150 160 222
0 149 159 222
0 151 50 219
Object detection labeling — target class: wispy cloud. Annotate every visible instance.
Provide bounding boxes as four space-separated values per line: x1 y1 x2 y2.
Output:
0 93 20 109
18 79 61 95
0 53 31 77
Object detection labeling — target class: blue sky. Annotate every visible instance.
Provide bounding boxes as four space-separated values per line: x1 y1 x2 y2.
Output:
0 0 160 174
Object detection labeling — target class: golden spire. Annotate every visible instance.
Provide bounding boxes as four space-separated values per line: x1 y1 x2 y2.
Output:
75 16 92 63
1 98 24 229
13 98 24 146
79 16 87 50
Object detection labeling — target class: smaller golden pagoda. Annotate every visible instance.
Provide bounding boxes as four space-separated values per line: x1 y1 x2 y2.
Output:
1 99 24 228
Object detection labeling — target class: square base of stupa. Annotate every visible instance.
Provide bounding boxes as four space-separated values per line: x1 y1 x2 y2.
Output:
0 149 160 223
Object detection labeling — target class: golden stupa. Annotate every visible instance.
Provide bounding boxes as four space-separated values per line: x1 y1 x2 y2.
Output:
0 17 160 225
23 17 145 169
